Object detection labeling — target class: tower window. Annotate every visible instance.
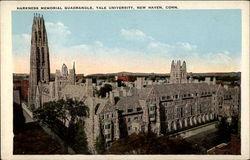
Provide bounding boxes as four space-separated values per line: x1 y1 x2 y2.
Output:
35 31 37 41
42 47 45 65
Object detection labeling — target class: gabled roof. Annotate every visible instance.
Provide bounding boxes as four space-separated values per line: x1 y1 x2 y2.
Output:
116 96 141 110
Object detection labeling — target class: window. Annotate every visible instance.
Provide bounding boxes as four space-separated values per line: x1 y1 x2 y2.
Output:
105 134 111 139
41 47 45 65
127 109 133 113
128 118 131 122
141 126 145 132
150 106 155 111
105 124 111 129
128 126 131 130
149 114 155 118
106 114 109 119
134 117 138 120
137 108 142 112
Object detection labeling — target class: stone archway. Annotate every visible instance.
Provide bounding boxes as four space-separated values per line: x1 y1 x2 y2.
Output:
214 113 218 119
202 114 206 123
198 116 202 124
193 116 197 125
184 118 188 128
206 114 210 121
210 113 213 120
189 117 193 126
167 122 172 132
172 121 177 131
177 119 183 130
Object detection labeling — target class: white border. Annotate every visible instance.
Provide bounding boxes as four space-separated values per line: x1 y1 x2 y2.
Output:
1 1 249 160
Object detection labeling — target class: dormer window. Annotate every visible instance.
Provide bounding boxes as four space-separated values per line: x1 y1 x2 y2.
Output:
127 109 133 113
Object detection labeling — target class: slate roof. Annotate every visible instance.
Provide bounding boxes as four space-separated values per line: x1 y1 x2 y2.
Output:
116 96 141 111
115 83 220 111
145 83 218 98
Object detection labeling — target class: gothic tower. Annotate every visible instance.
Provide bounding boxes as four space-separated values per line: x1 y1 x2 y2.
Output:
170 60 187 84
29 14 50 109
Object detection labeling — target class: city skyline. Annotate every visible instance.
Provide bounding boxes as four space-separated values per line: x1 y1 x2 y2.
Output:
12 10 241 75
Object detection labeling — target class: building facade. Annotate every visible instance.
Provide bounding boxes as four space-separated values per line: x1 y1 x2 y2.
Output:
29 15 240 153
29 14 50 109
170 60 187 84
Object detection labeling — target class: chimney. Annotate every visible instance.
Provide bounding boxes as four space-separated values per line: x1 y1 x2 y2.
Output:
224 85 228 90
123 89 127 97
205 77 211 85
136 77 145 89
109 91 115 105
86 78 92 86
194 79 199 83
212 77 216 85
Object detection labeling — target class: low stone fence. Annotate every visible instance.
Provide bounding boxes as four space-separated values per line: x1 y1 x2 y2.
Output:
170 121 218 139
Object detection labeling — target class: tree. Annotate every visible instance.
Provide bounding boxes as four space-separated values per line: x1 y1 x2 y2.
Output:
98 84 112 98
72 121 89 154
34 98 89 153
95 132 106 154
107 132 196 154
216 116 240 143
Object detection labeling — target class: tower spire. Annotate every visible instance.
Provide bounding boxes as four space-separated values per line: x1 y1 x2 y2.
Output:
29 14 51 109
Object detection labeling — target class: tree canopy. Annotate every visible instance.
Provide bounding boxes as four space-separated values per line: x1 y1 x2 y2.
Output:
34 98 89 153
98 84 112 98
107 132 198 154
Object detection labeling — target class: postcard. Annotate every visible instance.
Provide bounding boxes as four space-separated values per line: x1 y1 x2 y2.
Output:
1 1 249 160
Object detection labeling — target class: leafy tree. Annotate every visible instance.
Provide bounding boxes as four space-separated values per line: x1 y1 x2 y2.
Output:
72 121 89 154
95 132 106 154
98 84 112 98
216 116 239 143
34 98 89 153
107 132 197 154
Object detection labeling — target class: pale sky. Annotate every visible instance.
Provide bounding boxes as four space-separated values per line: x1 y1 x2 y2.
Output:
12 10 241 75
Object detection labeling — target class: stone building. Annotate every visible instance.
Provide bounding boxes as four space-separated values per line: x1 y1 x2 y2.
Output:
28 15 240 153
28 14 50 109
170 60 187 84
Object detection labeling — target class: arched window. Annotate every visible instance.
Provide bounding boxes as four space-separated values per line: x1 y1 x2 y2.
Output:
35 31 37 41
36 47 40 65
41 47 45 65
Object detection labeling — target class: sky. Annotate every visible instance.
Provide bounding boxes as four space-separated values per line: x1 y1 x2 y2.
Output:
12 10 241 75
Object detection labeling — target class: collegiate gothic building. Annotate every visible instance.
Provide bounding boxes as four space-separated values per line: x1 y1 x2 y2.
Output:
29 14 50 109
28 15 240 153
170 60 187 84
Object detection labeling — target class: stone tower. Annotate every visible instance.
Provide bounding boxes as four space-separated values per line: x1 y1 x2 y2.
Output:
29 14 50 109
170 60 187 84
